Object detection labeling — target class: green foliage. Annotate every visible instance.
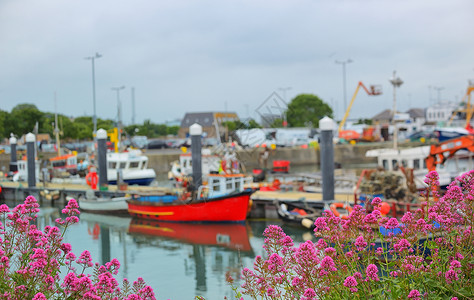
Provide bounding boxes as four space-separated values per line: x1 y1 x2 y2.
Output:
355 118 373 125
286 94 333 128
9 104 45 136
167 125 180 136
222 119 262 131
0 104 180 140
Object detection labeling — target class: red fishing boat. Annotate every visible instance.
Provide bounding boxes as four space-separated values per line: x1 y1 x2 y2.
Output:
128 218 253 252
127 173 253 222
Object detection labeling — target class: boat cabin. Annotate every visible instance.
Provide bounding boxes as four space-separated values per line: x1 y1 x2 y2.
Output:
201 174 250 199
49 154 78 174
15 159 40 182
366 146 430 172
107 150 149 171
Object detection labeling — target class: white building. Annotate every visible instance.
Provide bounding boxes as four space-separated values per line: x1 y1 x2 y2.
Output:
426 101 458 123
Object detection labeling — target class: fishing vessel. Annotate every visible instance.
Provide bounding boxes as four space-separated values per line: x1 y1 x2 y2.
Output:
107 150 156 186
127 173 252 222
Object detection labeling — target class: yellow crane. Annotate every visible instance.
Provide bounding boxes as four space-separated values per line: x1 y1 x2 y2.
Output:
447 83 474 129
338 81 382 134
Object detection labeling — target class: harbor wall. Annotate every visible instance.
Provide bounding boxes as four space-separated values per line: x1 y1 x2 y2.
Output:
0 141 427 176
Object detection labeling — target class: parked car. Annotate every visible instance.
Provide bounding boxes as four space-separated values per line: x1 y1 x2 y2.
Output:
147 139 169 149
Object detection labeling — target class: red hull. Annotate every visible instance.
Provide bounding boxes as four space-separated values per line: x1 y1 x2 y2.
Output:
127 191 252 222
128 219 252 252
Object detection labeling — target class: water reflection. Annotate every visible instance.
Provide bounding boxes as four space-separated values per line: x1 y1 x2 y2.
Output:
7 198 316 299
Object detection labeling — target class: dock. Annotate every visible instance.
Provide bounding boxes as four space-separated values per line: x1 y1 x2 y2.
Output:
0 180 177 204
249 190 355 218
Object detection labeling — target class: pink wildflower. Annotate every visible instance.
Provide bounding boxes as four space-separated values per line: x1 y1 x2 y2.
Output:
32 293 47 300
408 289 421 299
302 288 317 300
0 204 10 213
354 236 367 251
371 197 382 206
445 269 459 284
385 217 400 229
366 264 379 281
343 276 358 289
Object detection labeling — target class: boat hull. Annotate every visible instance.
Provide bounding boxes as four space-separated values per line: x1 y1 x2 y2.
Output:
78 196 130 213
127 191 252 222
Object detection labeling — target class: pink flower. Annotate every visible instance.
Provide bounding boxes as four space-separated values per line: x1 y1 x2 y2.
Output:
32 293 47 300
354 236 367 251
366 264 379 281
371 197 382 207
408 289 421 299
385 218 400 229
343 276 357 288
445 269 459 284
0 204 10 213
320 256 337 271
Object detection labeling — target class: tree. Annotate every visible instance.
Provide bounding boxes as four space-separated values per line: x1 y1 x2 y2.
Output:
286 94 333 128
9 104 45 136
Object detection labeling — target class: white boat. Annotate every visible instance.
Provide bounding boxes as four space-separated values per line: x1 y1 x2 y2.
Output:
365 145 471 189
168 148 239 181
107 150 156 186
72 191 131 213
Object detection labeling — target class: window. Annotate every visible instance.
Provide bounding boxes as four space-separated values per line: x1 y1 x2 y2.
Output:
119 162 127 169
235 180 241 190
392 159 398 170
226 178 233 190
212 179 220 192
130 162 139 169
109 162 117 169
414 159 420 170
382 159 388 170
401 160 408 167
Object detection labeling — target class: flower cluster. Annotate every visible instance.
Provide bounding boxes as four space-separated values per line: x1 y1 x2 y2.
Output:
0 196 156 299
229 170 474 299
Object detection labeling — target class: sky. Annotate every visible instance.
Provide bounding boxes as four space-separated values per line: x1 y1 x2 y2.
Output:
1 0 473 127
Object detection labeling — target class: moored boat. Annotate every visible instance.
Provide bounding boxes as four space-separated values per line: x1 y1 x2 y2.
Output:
107 150 156 186
127 173 253 222
72 191 131 214
275 200 324 229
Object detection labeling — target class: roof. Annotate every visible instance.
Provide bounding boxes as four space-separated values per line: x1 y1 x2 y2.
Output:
406 108 425 118
372 109 392 121
180 112 238 127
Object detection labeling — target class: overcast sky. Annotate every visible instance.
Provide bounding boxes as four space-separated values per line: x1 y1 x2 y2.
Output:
1 0 473 126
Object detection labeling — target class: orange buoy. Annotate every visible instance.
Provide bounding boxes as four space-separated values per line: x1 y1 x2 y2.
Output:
329 202 353 219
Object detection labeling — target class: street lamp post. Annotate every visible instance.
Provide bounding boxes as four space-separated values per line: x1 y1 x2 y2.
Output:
389 71 404 150
112 86 126 151
85 53 102 136
433 86 444 103
278 87 292 127
335 59 353 129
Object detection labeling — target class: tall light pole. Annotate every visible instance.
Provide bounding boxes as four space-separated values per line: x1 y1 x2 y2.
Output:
85 53 102 136
278 87 292 127
433 86 444 103
389 71 404 150
335 59 353 129
112 85 125 150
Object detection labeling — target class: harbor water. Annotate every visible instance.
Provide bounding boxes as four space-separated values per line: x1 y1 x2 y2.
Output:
4 198 315 300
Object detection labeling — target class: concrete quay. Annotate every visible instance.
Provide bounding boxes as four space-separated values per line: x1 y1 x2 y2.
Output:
0 141 427 177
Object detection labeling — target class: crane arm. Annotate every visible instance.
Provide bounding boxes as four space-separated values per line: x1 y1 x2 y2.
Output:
425 135 474 171
465 86 474 130
338 81 382 133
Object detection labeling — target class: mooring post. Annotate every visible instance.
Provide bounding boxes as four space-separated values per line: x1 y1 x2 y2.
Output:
97 128 108 189
190 123 203 191
9 134 17 172
26 132 36 187
319 116 335 201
